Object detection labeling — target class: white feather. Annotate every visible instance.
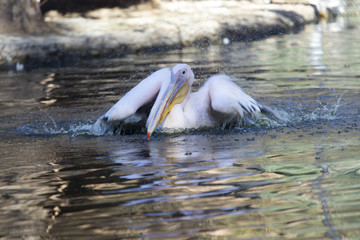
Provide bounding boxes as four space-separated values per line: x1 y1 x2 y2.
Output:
92 64 274 135
162 74 262 129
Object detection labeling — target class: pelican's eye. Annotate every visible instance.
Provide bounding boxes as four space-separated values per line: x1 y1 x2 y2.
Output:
182 70 186 75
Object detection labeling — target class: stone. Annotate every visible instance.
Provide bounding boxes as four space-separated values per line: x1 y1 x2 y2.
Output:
0 1 320 71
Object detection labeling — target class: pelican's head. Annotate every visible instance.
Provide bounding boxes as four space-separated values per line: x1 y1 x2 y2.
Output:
147 64 194 138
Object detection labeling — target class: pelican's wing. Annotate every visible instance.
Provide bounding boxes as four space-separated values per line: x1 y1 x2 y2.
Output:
206 74 276 119
91 67 171 135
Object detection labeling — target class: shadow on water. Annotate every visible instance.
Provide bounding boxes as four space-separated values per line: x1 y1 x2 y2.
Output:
1 18 360 239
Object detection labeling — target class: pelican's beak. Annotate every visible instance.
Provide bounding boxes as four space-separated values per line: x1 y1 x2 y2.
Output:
147 70 190 138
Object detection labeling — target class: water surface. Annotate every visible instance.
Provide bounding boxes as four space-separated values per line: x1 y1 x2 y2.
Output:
1 18 360 239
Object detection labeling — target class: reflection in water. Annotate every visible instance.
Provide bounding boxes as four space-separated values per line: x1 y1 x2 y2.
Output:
40 128 360 239
1 18 360 239
309 24 326 74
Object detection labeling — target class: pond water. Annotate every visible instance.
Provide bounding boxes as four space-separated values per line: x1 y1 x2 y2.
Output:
1 17 360 239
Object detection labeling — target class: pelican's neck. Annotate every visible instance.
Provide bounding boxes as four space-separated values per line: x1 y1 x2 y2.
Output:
180 86 192 109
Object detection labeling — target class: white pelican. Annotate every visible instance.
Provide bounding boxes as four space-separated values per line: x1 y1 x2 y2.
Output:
92 63 277 137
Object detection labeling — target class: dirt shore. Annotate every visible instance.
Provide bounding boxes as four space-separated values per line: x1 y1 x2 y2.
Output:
0 1 320 71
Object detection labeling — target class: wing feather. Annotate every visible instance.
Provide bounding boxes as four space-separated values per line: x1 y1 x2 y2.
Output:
91 67 171 135
206 74 262 118
103 68 171 122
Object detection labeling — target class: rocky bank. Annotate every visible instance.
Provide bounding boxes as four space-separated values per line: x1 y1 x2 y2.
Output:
0 1 320 71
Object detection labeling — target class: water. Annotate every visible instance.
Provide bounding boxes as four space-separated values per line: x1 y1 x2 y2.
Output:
1 18 360 239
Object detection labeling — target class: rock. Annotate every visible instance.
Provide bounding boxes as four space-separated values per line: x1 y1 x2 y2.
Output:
0 1 320 71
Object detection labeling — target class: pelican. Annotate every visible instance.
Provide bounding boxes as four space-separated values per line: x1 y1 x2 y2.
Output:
92 63 278 137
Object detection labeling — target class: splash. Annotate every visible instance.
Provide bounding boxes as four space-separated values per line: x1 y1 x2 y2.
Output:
17 121 94 137
16 94 345 137
298 94 343 123
15 109 288 137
